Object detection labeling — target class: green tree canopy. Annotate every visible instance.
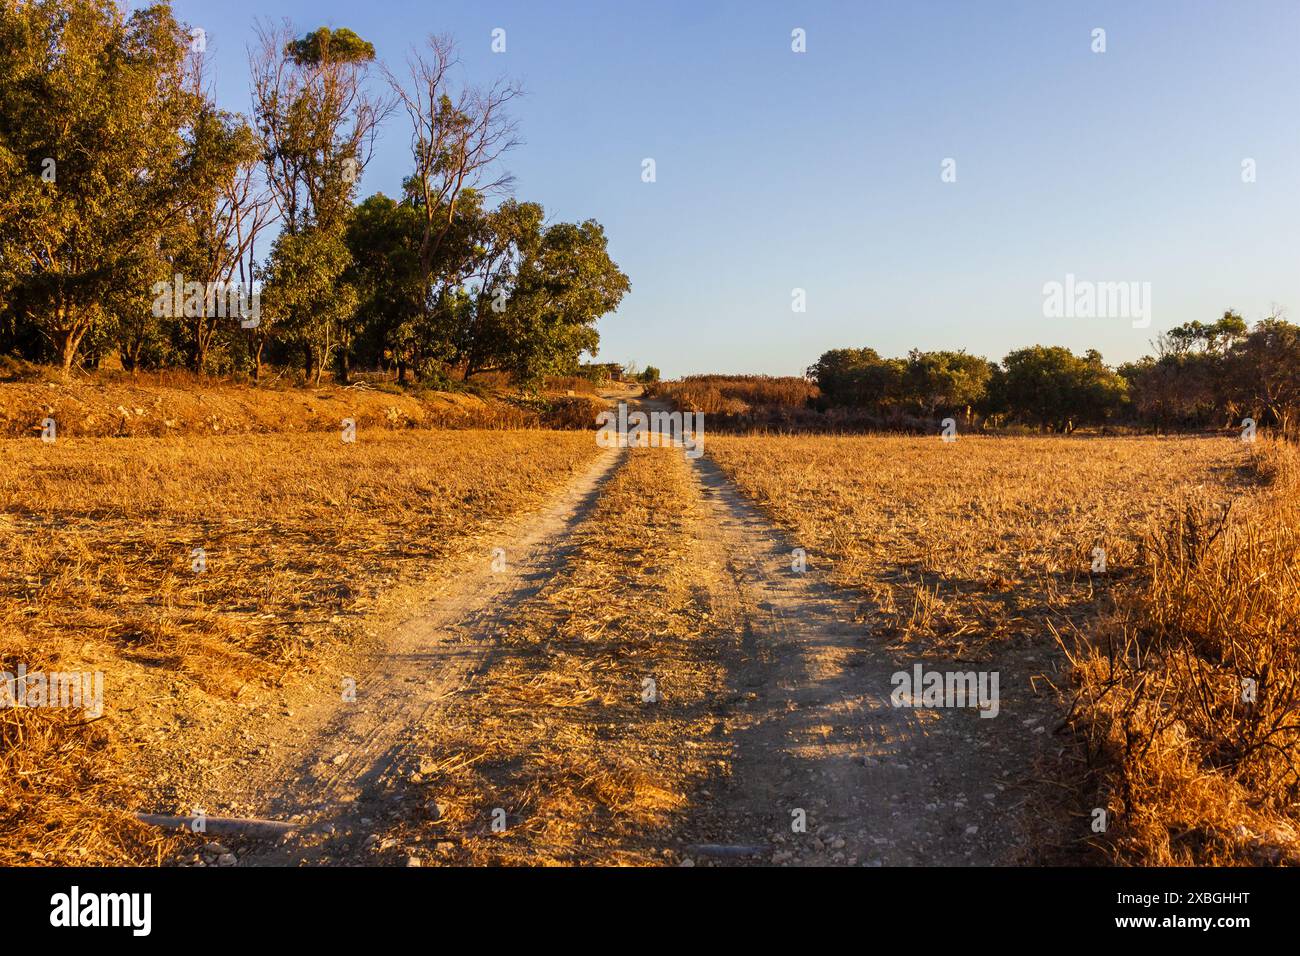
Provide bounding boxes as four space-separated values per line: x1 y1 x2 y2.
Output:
0 0 210 375
287 27 377 66
903 349 994 415
997 346 1127 432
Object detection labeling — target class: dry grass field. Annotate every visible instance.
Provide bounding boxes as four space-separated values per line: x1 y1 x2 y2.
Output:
3 404 1295 869
0 427 601 865
708 434 1252 658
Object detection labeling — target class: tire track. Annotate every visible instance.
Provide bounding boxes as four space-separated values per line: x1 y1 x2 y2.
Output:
683 455 1028 865
234 443 627 864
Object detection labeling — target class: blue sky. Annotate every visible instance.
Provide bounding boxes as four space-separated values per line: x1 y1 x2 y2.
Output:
163 0 1300 377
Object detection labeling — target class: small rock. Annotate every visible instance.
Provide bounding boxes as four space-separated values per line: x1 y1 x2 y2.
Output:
405 856 422 867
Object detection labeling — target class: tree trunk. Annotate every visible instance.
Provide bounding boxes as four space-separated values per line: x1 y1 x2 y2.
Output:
122 339 143 374
60 329 83 381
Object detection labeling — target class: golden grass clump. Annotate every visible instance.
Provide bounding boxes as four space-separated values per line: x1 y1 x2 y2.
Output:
0 660 179 866
1063 439 1300 865
541 375 600 397
651 375 818 415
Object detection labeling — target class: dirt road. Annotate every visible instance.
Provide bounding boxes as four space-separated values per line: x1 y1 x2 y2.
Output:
171 389 1053 865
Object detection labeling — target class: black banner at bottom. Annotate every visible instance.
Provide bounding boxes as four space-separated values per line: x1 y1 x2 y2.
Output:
9 865 1274 942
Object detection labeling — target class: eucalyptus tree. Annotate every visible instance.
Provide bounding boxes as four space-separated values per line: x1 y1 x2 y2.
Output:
252 23 389 382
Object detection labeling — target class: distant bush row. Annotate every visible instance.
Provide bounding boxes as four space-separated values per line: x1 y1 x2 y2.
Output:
811 312 1300 435
656 311 1300 436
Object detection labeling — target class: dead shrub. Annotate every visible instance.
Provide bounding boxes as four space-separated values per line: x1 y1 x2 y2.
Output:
1063 439 1300 864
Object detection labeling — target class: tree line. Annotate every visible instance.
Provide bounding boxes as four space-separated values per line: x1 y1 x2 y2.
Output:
809 311 1300 435
0 2 629 385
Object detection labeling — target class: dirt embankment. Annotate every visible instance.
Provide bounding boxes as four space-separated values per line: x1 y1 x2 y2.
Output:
0 377 606 439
